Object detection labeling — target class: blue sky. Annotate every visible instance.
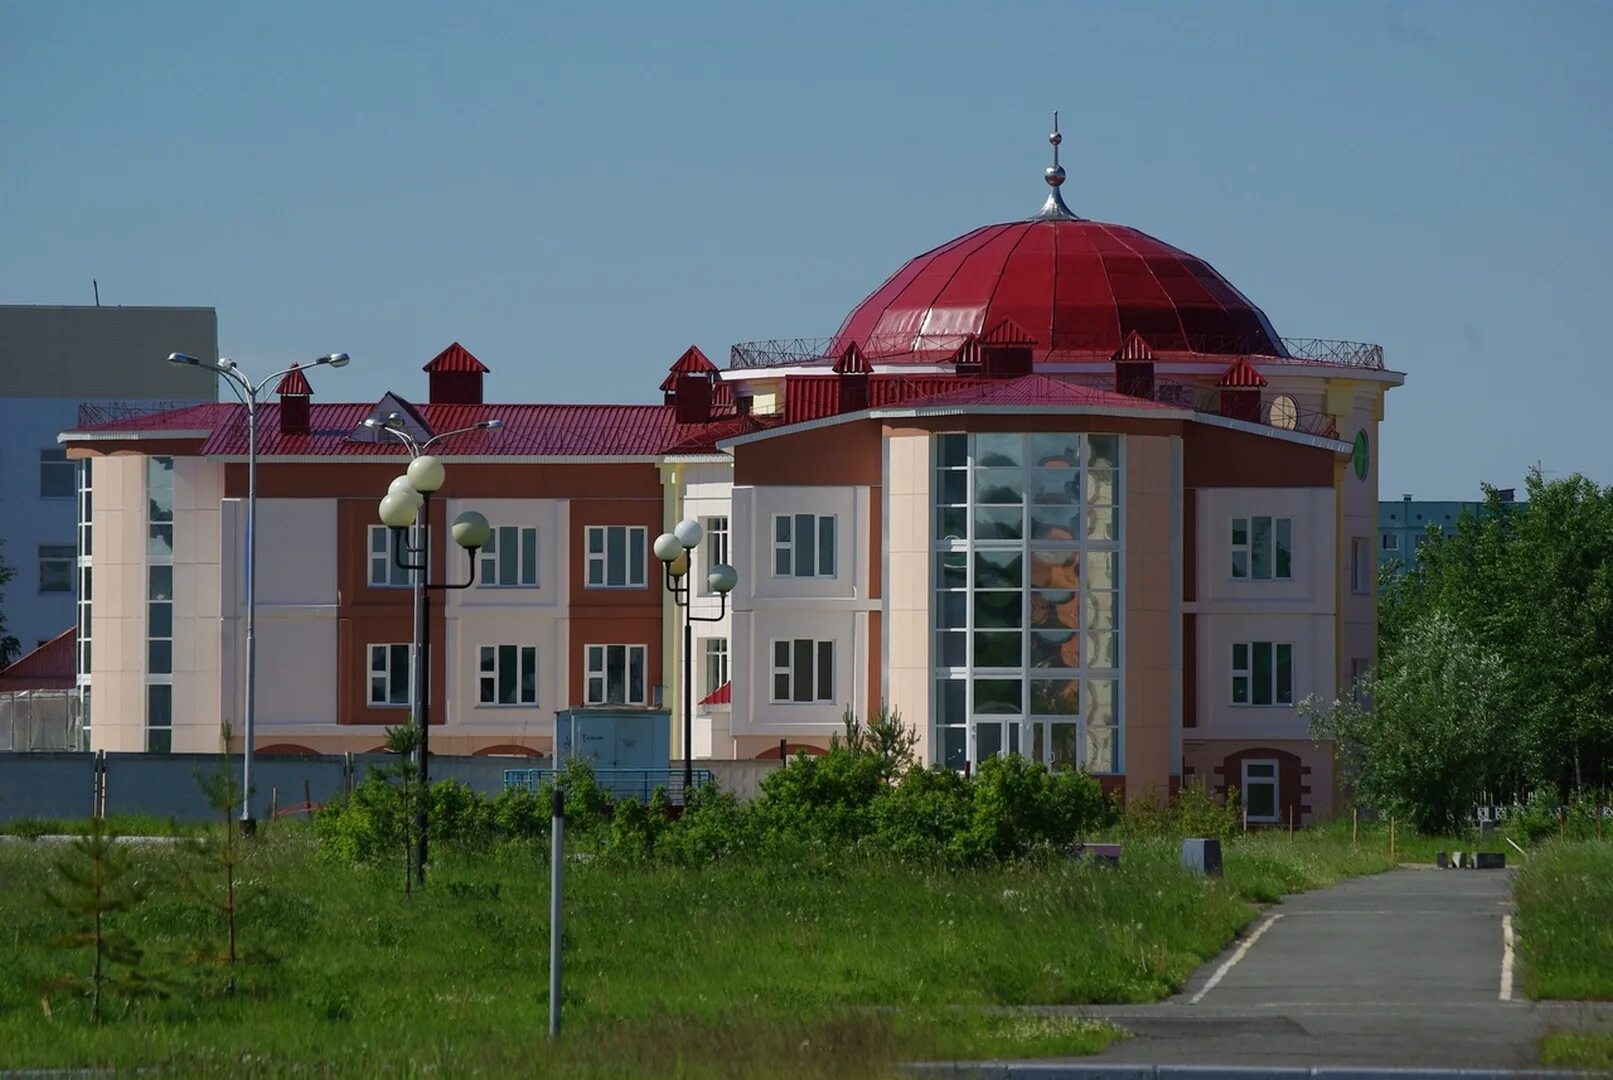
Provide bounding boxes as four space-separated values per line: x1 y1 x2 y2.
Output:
3 1 1609 497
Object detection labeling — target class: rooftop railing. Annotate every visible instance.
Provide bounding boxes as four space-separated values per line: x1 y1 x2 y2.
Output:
728 335 1385 371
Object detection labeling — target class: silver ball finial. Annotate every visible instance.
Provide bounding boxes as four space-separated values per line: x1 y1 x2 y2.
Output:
1031 109 1080 221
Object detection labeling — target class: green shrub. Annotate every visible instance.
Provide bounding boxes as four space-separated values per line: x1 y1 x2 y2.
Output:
427 779 492 846
313 775 402 864
756 745 886 845
660 783 752 863
869 765 974 863
604 788 671 860
1120 780 1239 841
488 786 548 840
965 756 1109 861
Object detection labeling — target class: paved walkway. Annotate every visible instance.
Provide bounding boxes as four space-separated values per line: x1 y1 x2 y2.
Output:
1066 867 1613 1070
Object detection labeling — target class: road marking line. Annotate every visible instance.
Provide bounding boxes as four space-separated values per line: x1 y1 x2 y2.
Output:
1190 912 1283 1005
1500 913 1516 1001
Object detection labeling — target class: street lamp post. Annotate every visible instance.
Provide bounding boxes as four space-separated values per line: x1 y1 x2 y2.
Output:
653 518 737 793
167 350 350 834
370 415 499 883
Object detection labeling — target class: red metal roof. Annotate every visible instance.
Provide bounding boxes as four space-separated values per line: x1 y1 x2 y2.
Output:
67 398 771 458
828 218 1287 363
666 345 718 375
422 342 490 374
0 627 75 690
698 681 731 707
275 364 313 396
889 374 1181 412
781 373 979 424
1216 356 1269 388
980 316 1037 346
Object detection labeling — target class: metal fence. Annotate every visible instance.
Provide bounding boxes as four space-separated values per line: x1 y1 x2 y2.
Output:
0 751 552 824
0 691 81 752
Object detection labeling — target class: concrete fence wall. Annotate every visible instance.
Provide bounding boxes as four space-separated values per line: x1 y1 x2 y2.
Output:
0 751 554 824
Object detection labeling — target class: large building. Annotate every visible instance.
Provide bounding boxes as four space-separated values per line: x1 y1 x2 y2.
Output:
1378 490 1517 568
0 305 216 661
60 145 1401 823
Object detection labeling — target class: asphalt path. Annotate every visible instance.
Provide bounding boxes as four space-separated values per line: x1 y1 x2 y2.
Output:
1070 867 1613 1070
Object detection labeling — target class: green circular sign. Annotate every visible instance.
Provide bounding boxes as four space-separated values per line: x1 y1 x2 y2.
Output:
1352 429 1370 481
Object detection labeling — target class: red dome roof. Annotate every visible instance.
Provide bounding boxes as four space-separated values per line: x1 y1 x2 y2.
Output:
828 218 1287 363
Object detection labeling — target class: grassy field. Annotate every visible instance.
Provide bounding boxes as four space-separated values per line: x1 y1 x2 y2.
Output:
0 821 1414 1077
1513 839 1613 1001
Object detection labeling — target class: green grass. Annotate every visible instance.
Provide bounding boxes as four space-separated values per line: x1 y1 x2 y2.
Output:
1539 1032 1613 1069
1514 839 1613 1000
0 813 194 838
0 824 1406 1076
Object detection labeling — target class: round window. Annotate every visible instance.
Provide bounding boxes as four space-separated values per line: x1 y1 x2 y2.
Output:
1268 394 1298 430
1352 430 1370 481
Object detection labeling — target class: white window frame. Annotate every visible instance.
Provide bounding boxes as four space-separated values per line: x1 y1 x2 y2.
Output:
1231 641 1294 707
368 525 411 588
700 515 730 595
1230 516 1293 581
585 526 647 589
585 643 647 705
1241 759 1280 823
702 637 729 701
39 448 75 500
772 513 837 578
38 544 75 593
478 644 538 706
1381 532 1399 552
770 638 834 703
369 643 412 707
479 525 540 588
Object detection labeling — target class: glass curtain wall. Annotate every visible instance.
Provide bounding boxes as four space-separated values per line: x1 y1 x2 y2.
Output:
933 433 1122 773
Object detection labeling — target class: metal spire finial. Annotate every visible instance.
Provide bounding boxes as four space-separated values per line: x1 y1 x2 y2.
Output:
1033 110 1081 221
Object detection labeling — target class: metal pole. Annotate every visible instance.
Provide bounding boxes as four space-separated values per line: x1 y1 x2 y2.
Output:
683 598 693 793
549 786 564 1039
415 492 431 885
241 392 259 833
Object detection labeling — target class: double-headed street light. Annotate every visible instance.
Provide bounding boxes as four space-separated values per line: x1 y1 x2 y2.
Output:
167 350 350 834
367 413 499 883
654 518 738 793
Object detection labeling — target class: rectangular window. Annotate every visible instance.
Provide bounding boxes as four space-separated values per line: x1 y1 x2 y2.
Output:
703 637 729 700
77 459 93 558
773 514 836 578
1242 760 1279 823
1381 532 1398 552
480 526 539 588
478 644 538 705
368 525 412 587
368 643 412 707
146 684 172 755
38 544 75 592
1231 641 1293 706
1230 516 1293 580
585 526 647 588
585 644 647 705
40 448 74 499
147 565 173 675
700 516 730 594
771 638 834 703
147 456 174 557
1350 536 1370 595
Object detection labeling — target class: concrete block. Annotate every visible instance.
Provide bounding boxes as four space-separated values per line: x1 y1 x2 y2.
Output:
1181 837 1223 876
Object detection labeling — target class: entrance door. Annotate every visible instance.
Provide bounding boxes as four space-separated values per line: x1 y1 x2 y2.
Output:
1242 759 1279 823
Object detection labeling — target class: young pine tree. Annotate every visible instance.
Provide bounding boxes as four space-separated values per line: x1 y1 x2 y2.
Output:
44 817 159 1021
180 726 252 992
379 723 423 897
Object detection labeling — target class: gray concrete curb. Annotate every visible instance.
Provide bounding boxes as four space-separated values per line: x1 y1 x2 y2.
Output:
910 1067 1585 1079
